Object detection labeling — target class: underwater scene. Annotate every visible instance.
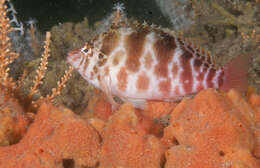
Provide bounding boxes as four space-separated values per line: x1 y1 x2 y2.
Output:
0 0 260 167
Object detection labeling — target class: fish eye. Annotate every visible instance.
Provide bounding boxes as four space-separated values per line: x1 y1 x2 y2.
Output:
81 47 89 54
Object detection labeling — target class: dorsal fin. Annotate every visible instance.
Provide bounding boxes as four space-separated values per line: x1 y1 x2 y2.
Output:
178 38 216 67
111 9 217 69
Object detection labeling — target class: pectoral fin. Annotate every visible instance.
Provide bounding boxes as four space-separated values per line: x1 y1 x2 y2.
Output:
99 76 120 110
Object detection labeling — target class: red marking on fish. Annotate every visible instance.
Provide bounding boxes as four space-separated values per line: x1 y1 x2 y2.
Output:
137 73 149 91
117 67 128 92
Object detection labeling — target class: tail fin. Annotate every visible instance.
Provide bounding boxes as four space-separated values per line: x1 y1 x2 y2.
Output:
221 53 251 93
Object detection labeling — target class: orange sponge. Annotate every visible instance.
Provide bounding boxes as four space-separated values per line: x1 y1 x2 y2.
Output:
0 102 101 168
162 89 260 168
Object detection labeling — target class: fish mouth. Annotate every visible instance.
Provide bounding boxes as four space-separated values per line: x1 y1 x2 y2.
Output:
66 50 82 65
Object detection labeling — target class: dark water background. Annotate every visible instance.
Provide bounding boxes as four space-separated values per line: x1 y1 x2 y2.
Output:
12 0 170 32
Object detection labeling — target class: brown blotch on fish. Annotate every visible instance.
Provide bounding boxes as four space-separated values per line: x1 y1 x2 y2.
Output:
153 34 176 78
195 53 200 58
112 50 124 66
200 55 205 61
97 74 101 81
97 56 108 67
187 45 195 53
98 53 104 59
117 67 128 91
159 79 171 96
193 58 204 77
83 56 89 74
171 63 178 78
177 38 184 46
174 85 180 95
69 50 82 62
218 71 224 88
137 73 149 91
204 63 209 68
194 59 202 68
79 55 85 66
196 72 205 81
89 52 94 58
180 50 193 93
144 52 153 69
93 65 98 74
206 68 216 88
125 30 147 72
104 66 110 76
196 84 204 92
100 31 120 56
206 56 213 65
90 71 94 80
88 42 94 48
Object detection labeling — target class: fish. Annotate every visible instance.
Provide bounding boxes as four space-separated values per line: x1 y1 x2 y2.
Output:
66 7 249 108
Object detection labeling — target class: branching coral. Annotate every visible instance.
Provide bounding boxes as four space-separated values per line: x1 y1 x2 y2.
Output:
0 0 73 146
0 0 73 112
28 32 51 101
46 65 74 102
0 0 19 91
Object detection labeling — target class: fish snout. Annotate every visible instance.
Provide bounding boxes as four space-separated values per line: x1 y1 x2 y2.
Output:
66 49 82 67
